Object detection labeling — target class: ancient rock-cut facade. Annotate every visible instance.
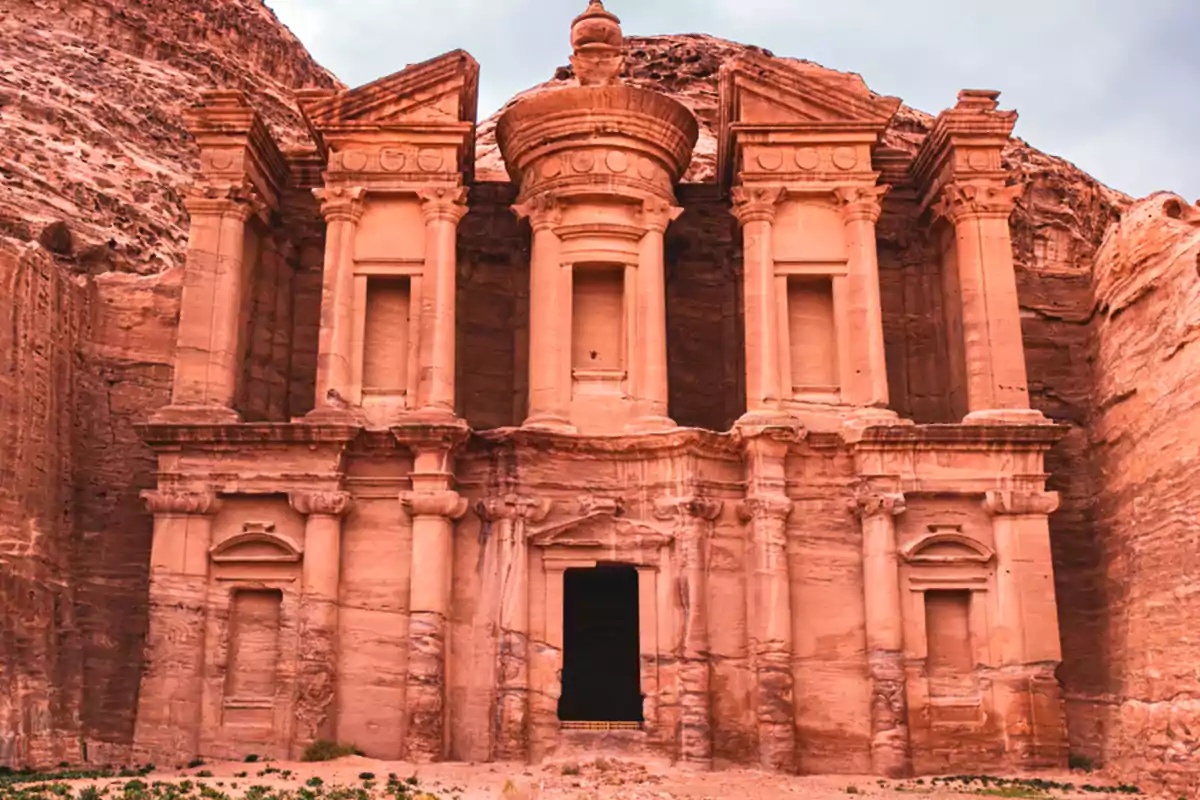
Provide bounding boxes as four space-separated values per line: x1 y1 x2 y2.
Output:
128 0 1068 775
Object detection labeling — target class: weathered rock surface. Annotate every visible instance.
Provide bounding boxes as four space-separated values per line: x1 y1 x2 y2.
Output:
1089 193 1200 797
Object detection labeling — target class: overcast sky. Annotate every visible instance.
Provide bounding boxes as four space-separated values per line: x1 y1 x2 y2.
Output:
265 0 1199 201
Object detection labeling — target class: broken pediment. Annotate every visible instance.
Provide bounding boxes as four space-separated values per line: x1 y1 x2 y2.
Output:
298 50 479 133
210 522 303 564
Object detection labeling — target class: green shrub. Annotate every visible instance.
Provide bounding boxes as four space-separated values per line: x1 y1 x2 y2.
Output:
299 741 364 762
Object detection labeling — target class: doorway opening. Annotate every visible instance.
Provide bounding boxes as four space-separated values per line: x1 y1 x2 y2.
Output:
558 563 643 725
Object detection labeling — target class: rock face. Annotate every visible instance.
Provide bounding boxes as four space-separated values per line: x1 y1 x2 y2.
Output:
0 0 335 766
1089 194 1200 797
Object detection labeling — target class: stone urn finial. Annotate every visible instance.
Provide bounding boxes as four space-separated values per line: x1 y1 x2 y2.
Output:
570 0 624 86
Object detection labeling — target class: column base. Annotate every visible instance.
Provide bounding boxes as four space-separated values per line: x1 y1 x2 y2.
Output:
301 404 368 425
842 407 915 442
150 404 242 424
733 409 802 438
963 408 1051 425
625 414 677 434
522 412 577 434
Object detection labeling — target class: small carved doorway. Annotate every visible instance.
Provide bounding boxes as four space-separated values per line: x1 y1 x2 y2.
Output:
557 563 643 724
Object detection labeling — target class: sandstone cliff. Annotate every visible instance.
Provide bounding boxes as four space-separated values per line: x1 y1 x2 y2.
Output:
0 0 336 766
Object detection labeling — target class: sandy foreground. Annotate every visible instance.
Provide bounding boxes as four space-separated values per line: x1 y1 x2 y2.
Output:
13 755 1145 800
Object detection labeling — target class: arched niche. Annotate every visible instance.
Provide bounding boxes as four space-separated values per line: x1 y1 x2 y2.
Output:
210 523 303 564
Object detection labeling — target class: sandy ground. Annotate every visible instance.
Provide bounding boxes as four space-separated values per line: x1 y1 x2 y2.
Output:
30 756 1140 800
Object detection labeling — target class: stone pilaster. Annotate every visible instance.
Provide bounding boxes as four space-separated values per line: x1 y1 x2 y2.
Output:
400 484 467 762
834 186 891 409
982 489 1066 766
133 489 221 763
731 186 787 422
289 490 352 753
851 490 912 777
475 494 552 761
655 496 723 768
416 186 469 417
738 490 795 772
629 198 683 432
312 186 367 412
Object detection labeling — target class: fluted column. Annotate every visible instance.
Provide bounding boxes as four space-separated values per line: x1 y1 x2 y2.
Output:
475 494 552 761
167 183 262 419
400 485 467 761
982 489 1065 765
289 490 352 752
732 186 786 420
852 490 911 777
935 182 1039 420
834 186 890 409
655 496 723 768
416 186 469 417
630 198 683 431
313 186 366 411
739 492 795 772
133 490 221 763
513 195 573 430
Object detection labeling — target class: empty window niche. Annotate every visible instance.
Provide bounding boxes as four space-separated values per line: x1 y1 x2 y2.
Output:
362 276 411 395
924 589 981 720
571 265 625 375
787 275 838 395
224 589 282 724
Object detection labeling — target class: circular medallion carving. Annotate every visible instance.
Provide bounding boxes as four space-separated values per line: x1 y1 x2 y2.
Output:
540 156 563 179
795 147 820 171
832 147 858 171
208 151 234 171
342 150 369 172
571 151 595 173
968 150 990 170
380 148 407 172
417 148 444 172
637 157 657 180
757 150 784 172
605 150 629 173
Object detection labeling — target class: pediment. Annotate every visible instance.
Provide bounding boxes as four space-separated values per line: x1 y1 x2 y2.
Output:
528 511 673 550
901 528 994 565
719 52 901 129
210 523 302 564
299 50 479 131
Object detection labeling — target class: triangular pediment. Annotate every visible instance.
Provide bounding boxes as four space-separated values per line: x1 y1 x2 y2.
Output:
529 511 673 550
719 52 901 128
299 50 479 131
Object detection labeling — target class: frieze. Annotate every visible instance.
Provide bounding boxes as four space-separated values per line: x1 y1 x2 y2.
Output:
739 144 872 179
327 146 458 176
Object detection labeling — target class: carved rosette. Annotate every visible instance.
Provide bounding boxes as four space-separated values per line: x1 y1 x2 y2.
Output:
640 197 684 234
833 185 889 224
313 185 367 223
932 181 1024 224
140 489 220 516
289 491 352 518
982 490 1060 517
850 491 907 520
511 193 563 232
417 185 470 224
730 185 785 226
401 490 469 520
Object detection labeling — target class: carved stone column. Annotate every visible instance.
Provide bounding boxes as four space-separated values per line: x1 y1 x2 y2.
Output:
401 485 467 761
313 186 366 411
475 494 552 761
416 186 469 417
655 496 723 768
738 492 795 772
289 490 352 752
935 183 1039 421
834 186 891 409
514 195 573 430
983 489 1065 765
732 186 786 421
133 489 221 762
852 490 911 777
630 198 683 431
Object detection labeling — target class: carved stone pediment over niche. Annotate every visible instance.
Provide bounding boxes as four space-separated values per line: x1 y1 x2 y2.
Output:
901 526 994 565
210 522 303 564
528 496 671 551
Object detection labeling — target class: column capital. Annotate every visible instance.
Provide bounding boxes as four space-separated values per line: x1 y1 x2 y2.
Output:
289 490 352 518
184 179 266 222
418 185 470 223
401 489 468 520
512 193 563 232
983 490 1060 517
730 185 786 225
474 494 552 524
140 489 221 516
654 496 724 522
833 185 889 223
639 197 684 233
313 185 367 223
932 181 1023 224
850 490 906 519
737 493 794 523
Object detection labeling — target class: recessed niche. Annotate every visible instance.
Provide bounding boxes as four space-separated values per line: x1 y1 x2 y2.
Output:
787 275 838 394
362 276 411 393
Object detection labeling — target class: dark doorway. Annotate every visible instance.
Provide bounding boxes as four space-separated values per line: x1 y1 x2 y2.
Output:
558 563 643 723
